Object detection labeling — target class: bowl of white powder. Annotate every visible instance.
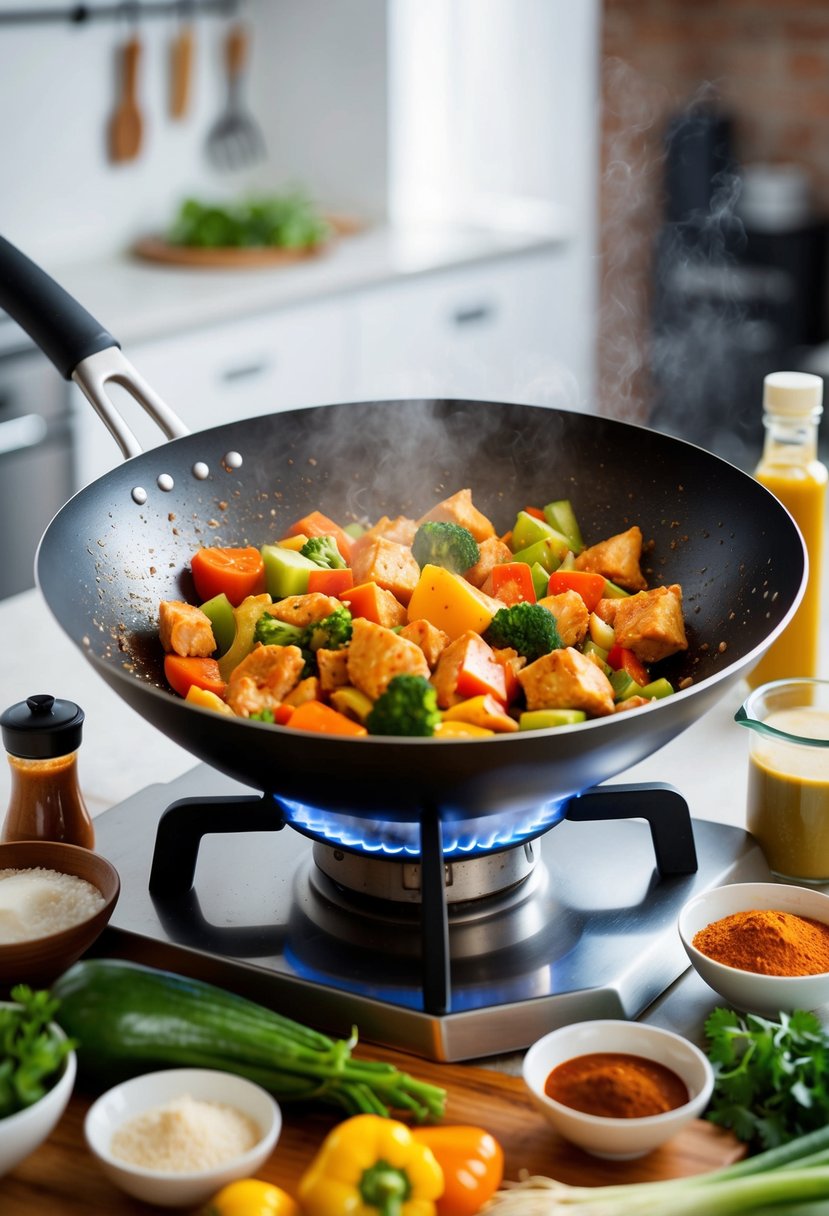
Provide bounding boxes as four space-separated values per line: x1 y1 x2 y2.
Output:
0 841 120 989
84 1067 282 1206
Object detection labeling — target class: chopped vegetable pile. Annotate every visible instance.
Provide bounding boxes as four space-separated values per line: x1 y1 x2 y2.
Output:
157 488 690 738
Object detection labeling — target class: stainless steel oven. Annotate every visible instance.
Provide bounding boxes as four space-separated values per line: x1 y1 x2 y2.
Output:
0 310 74 600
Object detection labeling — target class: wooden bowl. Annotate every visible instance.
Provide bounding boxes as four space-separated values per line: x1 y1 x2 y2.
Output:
0 841 120 991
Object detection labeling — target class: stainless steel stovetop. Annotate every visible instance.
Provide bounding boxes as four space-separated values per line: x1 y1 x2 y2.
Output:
93 764 770 1062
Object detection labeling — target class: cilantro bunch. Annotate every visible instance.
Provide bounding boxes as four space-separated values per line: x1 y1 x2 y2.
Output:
0 984 75 1118
704 1006 829 1149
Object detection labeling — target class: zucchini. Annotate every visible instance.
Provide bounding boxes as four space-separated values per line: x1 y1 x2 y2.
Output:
51 959 445 1120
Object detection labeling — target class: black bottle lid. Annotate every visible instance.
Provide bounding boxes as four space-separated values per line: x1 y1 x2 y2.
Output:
1 694 85 759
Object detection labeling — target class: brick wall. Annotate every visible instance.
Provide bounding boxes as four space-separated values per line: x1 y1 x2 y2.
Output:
598 0 829 423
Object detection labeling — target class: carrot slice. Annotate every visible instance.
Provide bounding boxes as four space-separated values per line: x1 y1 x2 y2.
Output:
546 569 607 613
288 700 368 737
164 655 226 700
190 546 266 607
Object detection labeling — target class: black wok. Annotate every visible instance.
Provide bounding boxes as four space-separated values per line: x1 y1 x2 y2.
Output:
0 236 807 825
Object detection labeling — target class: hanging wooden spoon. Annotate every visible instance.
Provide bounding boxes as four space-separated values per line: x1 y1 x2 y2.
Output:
169 19 194 120
109 34 144 163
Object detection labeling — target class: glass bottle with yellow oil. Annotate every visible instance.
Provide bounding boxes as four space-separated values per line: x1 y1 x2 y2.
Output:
747 370 827 687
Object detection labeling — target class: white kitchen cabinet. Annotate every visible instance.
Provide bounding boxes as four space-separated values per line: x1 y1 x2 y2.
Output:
349 250 590 409
71 298 350 488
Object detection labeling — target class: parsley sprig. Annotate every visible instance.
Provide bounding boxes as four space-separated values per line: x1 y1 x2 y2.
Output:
704 1006 829 1149
0 984 75 1118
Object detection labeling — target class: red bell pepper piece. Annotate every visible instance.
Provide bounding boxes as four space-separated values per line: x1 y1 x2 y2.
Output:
490 562 537 606
524 506 546 520
546 569 607 613
606 643 649 687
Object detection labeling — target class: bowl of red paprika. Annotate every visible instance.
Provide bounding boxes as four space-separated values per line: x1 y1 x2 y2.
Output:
522 1020 714 1160
678 880 829 1017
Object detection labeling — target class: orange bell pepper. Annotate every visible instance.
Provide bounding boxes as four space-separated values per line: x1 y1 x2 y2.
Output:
288 700 368 737
285 510 353 562
307 568 354 597
411 1125 504 1216
164 655 226 700
454 634 508 702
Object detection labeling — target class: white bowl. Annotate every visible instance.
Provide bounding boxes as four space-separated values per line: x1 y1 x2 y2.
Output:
84 1068 282 1208
522 1020 714 1160
0 1012 76 1177
678 881 829 1017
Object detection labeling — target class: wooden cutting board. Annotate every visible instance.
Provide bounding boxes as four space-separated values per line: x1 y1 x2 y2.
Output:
3 1044 744 1215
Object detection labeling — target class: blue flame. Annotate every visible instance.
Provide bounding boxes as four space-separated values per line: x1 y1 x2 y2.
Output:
276 797 567 858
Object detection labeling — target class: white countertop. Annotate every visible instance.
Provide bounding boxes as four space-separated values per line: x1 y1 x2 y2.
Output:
1 221 568 354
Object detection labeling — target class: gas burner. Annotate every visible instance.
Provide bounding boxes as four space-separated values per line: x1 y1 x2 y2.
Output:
281 798 566 858
311 838 539 904
94 765 772 1061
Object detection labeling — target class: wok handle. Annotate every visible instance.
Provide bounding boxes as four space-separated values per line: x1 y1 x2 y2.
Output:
0 234 118 379
0 234 190 460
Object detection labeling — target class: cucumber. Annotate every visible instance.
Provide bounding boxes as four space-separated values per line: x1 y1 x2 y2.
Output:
51 959 445 1119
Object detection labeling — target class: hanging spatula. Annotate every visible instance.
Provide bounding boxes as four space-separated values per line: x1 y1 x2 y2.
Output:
206 21 266 171
109 33 144 163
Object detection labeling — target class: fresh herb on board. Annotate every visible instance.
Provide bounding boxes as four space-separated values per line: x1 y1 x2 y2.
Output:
704 1006 829 1149
0 984 75 1117
167 193 330 250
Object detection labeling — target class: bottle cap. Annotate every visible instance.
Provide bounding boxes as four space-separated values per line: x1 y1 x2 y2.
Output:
763 371 824 417
1 694 85 759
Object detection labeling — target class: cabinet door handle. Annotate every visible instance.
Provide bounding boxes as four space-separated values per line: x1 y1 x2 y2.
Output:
452 303 496 327
220 359 271 384
0 411 48 457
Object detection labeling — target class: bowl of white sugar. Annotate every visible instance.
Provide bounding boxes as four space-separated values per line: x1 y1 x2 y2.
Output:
84 1068 282 1207
0 841 120 989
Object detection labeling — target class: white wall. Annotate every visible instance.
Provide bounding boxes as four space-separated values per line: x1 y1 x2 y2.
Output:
0 0 388 266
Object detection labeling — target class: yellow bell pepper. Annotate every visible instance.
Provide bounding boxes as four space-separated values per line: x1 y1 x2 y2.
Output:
406 565 500 640
298 1113 444 1216
202 1178 299 1216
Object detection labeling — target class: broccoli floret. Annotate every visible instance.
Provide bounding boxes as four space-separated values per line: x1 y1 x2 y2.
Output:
411 521 480 574
366 674 442 737
305 604 353 652
300 534 347 570
485 601 562 662
253 614 306 648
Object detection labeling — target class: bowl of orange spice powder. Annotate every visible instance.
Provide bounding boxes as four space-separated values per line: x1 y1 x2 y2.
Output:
522 1021 714 1160
678 881 829 1017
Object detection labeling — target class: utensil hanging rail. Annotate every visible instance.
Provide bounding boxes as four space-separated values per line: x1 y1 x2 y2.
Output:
0 1 237 26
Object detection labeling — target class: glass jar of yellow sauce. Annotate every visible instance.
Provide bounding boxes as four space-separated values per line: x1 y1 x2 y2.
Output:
737 679 829 882
747 371 826 688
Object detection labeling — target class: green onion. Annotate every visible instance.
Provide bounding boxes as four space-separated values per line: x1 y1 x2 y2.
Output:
486 1125 829 1214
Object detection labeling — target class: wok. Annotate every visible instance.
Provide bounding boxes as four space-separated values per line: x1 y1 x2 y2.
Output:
0 236 807 826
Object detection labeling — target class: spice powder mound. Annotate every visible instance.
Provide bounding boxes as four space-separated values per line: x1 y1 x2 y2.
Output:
544 1052 689 1119
110 1093 260 1172
692 908 829 976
